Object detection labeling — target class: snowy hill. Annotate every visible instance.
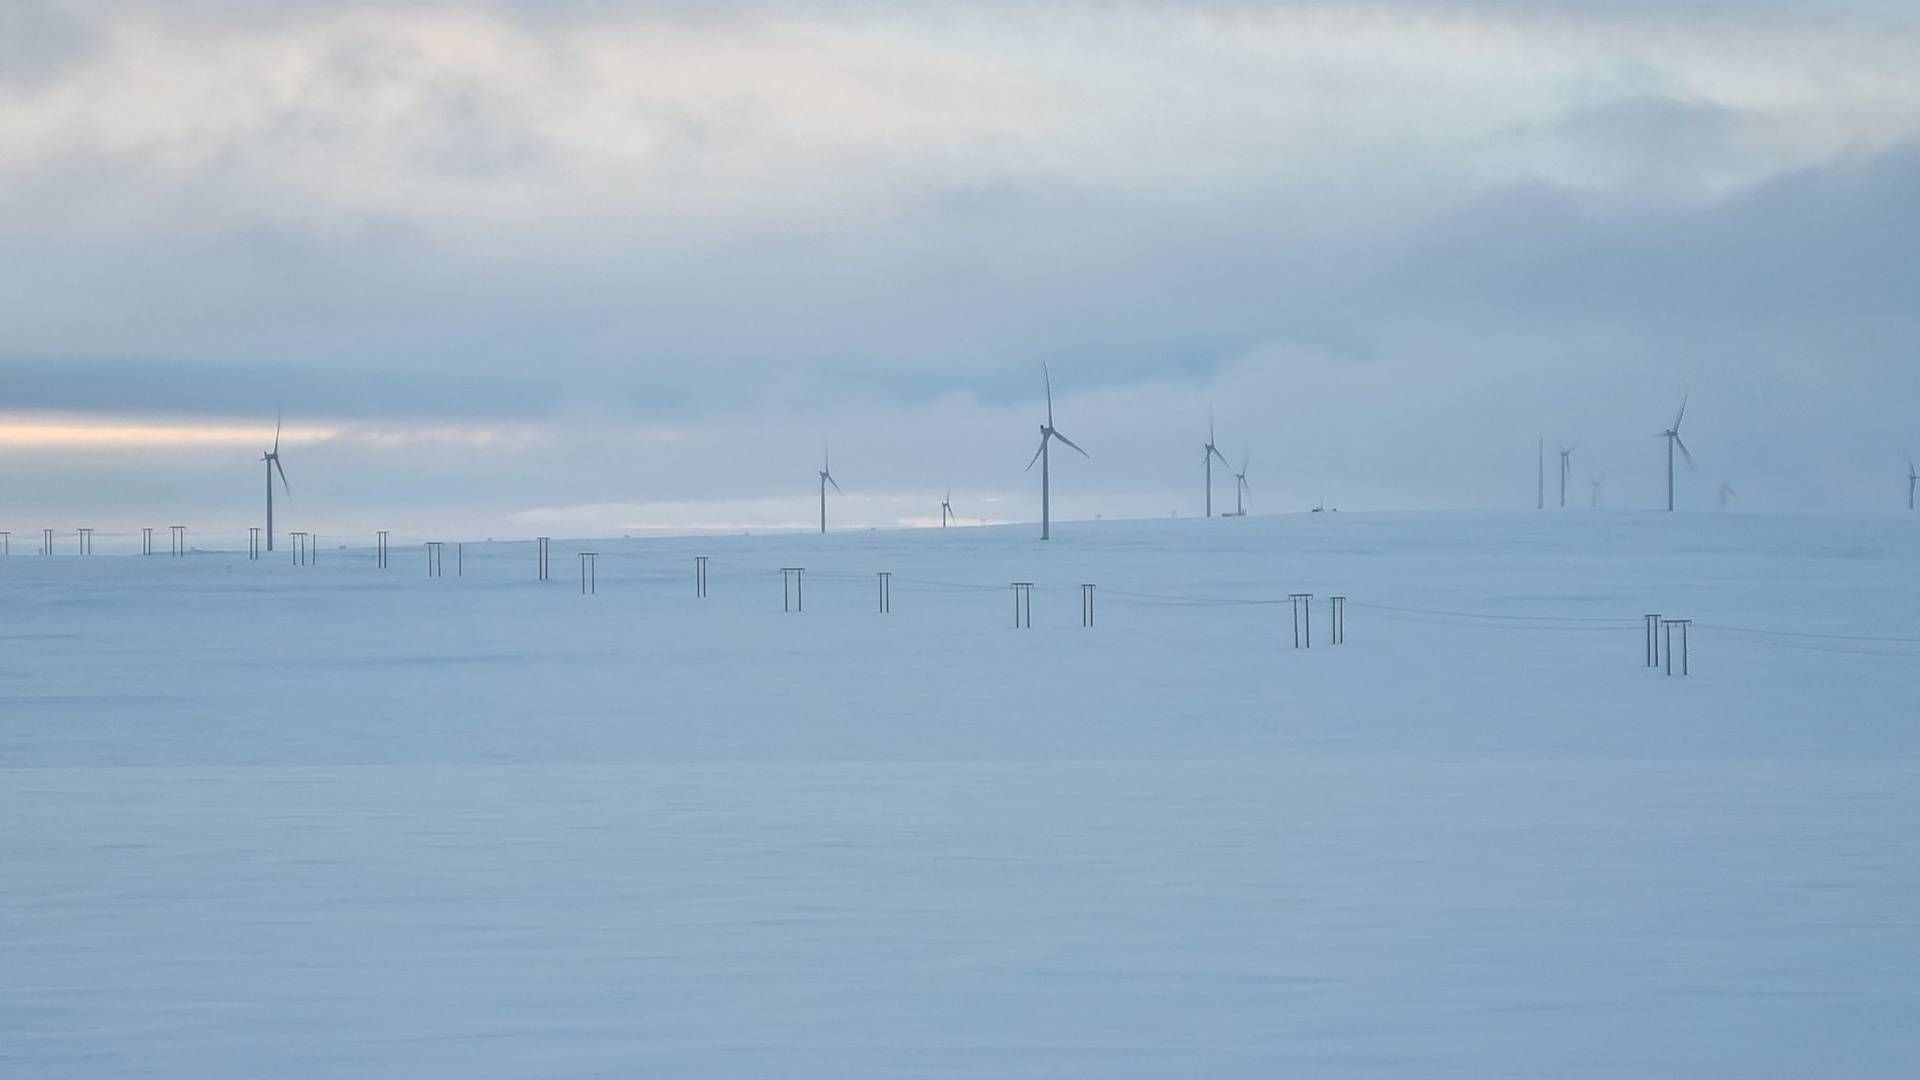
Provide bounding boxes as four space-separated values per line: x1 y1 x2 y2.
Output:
5 510 1918 1077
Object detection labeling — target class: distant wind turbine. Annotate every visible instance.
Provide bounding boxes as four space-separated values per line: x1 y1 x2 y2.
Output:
1719 482 1738 510
1558 443 1578 509
1657 397 1693 511
941 489 955 527
1202 413 1231 517
817 443 841 534
1026 364 1087 541
1537 437 1544 510
261 412 290 551
1908 459 1916 511
1590 473 1605 508
1232 455 1250 517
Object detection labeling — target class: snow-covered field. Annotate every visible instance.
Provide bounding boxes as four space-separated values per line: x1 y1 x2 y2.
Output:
5 511 1918 1077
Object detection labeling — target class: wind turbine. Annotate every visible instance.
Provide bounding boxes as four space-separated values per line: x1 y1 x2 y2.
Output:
1658 397 1693 511
1026 364 1087 541
1232 455 1250 516
1537 437 1544 510
1558 443 1578 508
817 443 841 534
261 412 290 551
941 489 955 527
1719 482 1738 510
1202 413 1231 517
1590 472 1605 508
1908 459 1916 511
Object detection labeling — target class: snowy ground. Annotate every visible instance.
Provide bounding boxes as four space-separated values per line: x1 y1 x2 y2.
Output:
5 511 1919 1077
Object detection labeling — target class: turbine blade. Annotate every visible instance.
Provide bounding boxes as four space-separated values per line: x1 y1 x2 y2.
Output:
1051 429 1089 458
1210 445 1231 467
1675 434 1695 468
828 473 841 494
1025 437 1046 471
1043 364 1054 427
273 410 282 454
273 455 291 498
1673 394 1688 432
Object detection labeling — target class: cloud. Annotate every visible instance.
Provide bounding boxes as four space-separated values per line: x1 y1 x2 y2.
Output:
0 1 1916 531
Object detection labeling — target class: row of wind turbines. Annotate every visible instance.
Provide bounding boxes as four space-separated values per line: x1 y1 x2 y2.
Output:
248 382 1918 552
1540 395 1748 512
812 366 1248 540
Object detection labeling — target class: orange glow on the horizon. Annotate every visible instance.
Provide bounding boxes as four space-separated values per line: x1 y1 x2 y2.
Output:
0 415 340 449
0 415 545 450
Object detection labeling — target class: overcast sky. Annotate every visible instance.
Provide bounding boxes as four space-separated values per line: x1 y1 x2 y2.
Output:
3 0 1917 540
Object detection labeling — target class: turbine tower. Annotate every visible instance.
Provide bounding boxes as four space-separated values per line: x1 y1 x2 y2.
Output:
261 412 290 551
1026 365 1087 541
1233 455 1250 516
1202 413 1230 517
1537 437 1544 510
817 443 841 534
941 489 955 527
1658 397 1693 511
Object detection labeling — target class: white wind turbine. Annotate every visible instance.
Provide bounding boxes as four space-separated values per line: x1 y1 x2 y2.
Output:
1026 365 1088 541
261 412 291 551
817 443 841 534
941 489 955 527
1657 397 1693 511
1232 455 1250 516
1558 443 1578 508
1203 413 1231 517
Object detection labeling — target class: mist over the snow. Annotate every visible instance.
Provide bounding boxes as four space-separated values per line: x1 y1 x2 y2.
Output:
3 0 1917 535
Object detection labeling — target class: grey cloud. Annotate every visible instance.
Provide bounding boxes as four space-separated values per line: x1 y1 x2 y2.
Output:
0 2 98 89
3 2 1918 532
